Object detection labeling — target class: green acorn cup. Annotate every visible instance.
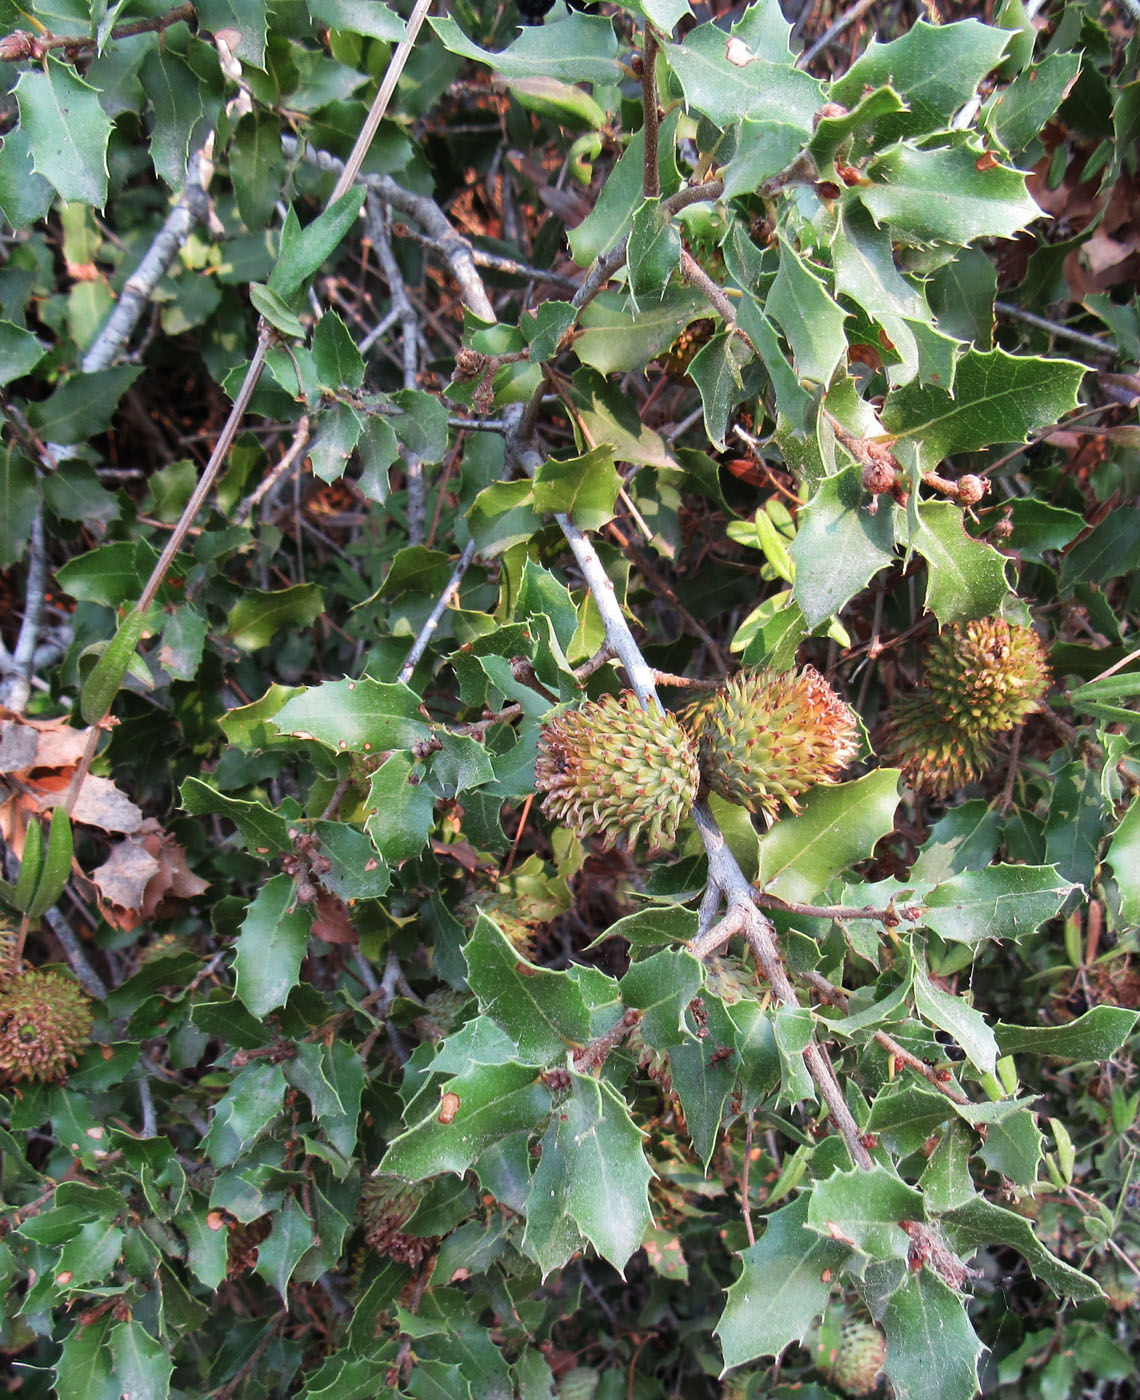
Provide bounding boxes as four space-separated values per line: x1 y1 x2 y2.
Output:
686 666 859 821
923 618 1050 735
888 691 998 797
359 1174 433 1265
889 618 1049 798
0 968 94 1083
535 692 700 850
829 1318 887 1396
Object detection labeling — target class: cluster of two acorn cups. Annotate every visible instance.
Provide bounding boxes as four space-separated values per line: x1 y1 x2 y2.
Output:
534 619 1052 850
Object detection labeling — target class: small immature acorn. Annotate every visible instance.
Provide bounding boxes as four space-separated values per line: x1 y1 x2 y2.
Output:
0 968 94 1083
686 666 859 821
534 692 700 851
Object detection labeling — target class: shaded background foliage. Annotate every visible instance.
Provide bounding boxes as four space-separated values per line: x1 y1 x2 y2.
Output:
1 0 1140 1397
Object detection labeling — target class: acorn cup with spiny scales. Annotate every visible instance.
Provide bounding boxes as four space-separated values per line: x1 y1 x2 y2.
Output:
0 968 94 1084
888 618 1050 798
534 692 701 851
684 665 860 823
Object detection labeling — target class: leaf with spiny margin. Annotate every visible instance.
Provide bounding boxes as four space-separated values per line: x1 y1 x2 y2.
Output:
664 23 821 129
596 904 698 948
180 778 292 856
882 1270 984 1400
273 678 430 753
983 52 1082 156
381 1062 551 1180
757 771 902 904
717 1193 852 1370
976 1107 1043 1187
912 961 997 1076
735 294 811 426
308 0 405 40
364 753 435 864
669 994 740 1166
621 949 702 1049
811 86 907 168
922 864 1077 945
465 914 592 1063
574 288 709 375
533 446 621 530
628 197 681 303
941 1195 1101 1301
768 241 848 388
430 12 621 84
720 120 805 199
909 500 1011 625
28 366 142 446
107 1321 172 1400
807 1165 925 1263
524 1071 652 1276
255 1196 313 1298
882 348 1086 472
689 333 751 452
861 141 1039 247
14 60 112 206
995 1005 1139 1062
234 873 311 1017
791 467 897 627
829 20 1010 145
521 300 576 363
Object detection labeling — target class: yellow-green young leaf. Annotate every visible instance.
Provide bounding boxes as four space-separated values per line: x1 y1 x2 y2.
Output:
248 283 306 338
14 60 112 206
508 76 606 131
716 1193 851 1370
27 807 73 920
80 609 147 725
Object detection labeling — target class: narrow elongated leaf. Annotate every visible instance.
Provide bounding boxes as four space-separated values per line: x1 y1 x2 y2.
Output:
269 189 367 298
80 609 147 725
912 962 997 1075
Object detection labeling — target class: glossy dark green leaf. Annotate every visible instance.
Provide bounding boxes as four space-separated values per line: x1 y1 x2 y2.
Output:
28 366 142 446
180 778 292 856
364 753 436 863
688 332 751 452
768 241 848 388
255 1196 313 1298
465 914 592 1063
995 1005 1139 1061
910 500 1012 625
274 677 430 753
533 446 621 530
665 22 821 129
107 1320 172 1400
524 1071 652 1275
227 583 325 651
757 771 902 903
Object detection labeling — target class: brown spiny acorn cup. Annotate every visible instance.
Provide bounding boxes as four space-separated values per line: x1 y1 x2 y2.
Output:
534 692 700 850
0 969 94 1083
687 666 859 821
887 691 999 797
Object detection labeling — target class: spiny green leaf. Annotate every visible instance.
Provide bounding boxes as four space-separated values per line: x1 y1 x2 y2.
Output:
14 60 112 206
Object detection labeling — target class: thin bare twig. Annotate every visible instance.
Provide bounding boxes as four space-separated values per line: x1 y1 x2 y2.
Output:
237 415 312 525
0 505 47 713
797 0 880 69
